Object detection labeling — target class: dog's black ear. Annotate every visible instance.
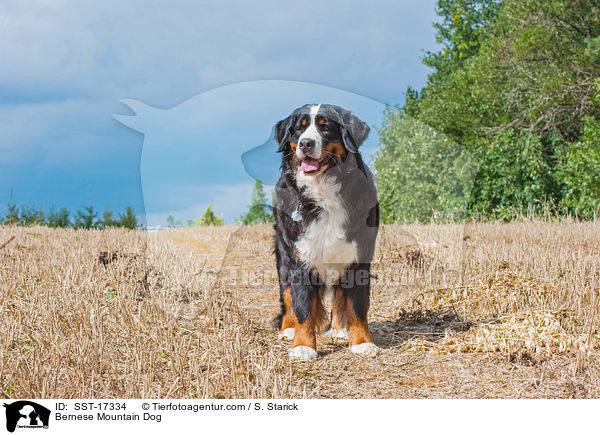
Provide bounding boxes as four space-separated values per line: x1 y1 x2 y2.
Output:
275 115 294 153
340 110 370 153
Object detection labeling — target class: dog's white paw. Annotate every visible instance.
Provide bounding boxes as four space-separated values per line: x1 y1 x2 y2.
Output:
350 342 380 357
323 327 349 339
278 328 295 340
289 345 318 361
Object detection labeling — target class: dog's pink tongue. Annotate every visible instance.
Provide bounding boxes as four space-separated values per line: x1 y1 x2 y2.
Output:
301 158 319 172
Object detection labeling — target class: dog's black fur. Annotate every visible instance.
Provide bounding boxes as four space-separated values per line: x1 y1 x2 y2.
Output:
271 104 379 356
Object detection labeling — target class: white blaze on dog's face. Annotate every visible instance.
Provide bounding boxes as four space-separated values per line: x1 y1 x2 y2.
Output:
296 104 323 160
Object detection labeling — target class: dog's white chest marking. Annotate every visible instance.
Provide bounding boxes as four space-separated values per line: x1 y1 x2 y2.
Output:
295 173 358 286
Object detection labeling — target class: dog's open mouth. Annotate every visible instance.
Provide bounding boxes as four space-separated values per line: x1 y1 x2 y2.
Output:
300 156 329 174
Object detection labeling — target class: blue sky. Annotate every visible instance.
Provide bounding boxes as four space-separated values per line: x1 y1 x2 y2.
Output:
1 0 439 225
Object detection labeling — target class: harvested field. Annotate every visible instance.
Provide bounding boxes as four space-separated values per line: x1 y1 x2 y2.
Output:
1 220 599 398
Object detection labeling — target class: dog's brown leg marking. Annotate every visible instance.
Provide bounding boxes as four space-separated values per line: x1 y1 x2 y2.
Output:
346 293 373 347
292 294 326 350
280 287 296 331
331 286 347 331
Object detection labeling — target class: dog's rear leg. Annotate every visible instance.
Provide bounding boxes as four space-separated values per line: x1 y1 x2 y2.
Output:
323 286 349 339
274 244 296 340
277 287 296 340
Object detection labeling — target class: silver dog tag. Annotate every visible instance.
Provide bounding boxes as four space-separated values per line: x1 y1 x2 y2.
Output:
291 210 302 222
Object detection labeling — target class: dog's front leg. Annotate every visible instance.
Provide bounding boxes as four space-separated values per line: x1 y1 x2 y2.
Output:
288 265 325 360
342 263 379 357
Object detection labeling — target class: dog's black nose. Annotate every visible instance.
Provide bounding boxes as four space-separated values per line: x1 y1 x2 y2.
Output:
299 138 315 152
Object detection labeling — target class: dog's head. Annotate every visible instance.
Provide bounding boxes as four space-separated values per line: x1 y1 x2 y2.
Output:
275 104 370 176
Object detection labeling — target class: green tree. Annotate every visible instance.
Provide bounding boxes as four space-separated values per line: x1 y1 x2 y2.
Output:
3 195 20 225
100 206 118 229
74 205 99 229
196 204 224 226
378 0 600 220
374 110 478 223
118 206 138 230
424 0 501 75
166 214 182 228
20 205 45 226
47 206 71 228
469 130 558 218
557 117 600 219
412 0 502 144
239 180 273 225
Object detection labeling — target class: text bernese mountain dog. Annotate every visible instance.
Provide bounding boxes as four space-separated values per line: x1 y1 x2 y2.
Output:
272 104 380 360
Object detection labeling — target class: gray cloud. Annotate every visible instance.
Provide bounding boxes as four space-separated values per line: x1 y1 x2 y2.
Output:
0 0 439 222
1 0 437 106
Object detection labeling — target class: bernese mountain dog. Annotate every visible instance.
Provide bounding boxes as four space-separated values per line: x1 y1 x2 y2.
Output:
272 104 380 360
